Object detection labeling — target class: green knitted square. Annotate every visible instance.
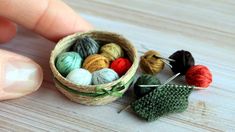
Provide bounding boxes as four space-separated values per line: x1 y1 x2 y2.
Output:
131 84 194 121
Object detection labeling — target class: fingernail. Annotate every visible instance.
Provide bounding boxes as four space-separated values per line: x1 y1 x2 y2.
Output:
0 49 43 100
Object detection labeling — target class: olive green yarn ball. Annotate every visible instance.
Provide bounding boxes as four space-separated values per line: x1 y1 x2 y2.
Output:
56 52 82 76
100 43 124 61
134 74 161 98
72 36 100 58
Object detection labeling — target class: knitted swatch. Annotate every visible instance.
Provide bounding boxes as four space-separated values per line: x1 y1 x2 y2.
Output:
131 84 194 122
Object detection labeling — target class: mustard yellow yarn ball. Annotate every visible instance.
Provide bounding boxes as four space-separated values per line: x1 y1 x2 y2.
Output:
140 50 165 74
83 54 110 73
100 43 124 61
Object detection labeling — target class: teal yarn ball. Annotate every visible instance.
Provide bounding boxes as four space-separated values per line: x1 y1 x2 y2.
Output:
66 68 92 85
134 74 161 98
92 68 119 85
72 36 100 58
56 52 82 76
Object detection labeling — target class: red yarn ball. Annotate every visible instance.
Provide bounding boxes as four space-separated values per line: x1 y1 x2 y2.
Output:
111 58 132 76
186 65 212 88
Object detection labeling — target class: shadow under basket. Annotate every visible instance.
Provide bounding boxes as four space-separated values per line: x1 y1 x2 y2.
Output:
50 31 139 105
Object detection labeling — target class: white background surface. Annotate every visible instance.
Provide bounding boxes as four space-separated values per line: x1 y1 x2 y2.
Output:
0 0 235 131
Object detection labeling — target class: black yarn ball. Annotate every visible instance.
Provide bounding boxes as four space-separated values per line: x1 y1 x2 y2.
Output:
72 36 100 58
134 74 161 98
169 50 195 75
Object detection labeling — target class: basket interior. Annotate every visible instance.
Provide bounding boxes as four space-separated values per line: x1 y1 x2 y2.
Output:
51 31 138 92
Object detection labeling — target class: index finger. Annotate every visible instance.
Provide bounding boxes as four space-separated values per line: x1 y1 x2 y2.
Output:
0 0 93 41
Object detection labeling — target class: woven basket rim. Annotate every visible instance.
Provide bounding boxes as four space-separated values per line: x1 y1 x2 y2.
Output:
50 30 139 92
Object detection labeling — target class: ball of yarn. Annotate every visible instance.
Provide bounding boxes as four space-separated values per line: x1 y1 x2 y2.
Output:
72 36 100 58
92 68 119 85
66 68 92 85
83 54 109 73
169 50 195 75
100 43 124 61
140 50 165 74
186 65 212 88
110 58 132 76
134 74 161 98
56 52 82 76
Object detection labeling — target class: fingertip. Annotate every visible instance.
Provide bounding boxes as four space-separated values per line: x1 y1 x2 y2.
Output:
0 18 17 43
32 0 93 42
74 15 94 32
50 15 94 42
0 0 93 42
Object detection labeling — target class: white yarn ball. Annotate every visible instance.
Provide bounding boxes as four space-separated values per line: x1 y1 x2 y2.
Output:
66 68 92 85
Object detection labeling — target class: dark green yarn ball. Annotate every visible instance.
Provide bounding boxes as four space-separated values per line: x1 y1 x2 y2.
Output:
72 36 100 58
134 74 161 98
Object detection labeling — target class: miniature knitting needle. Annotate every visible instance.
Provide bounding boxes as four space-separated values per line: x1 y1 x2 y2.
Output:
139 50 174 68
139 73 180 89
139 84 205 90
139 49 175 70
153 54 175 62
152 55 173 68
117 73 180 114
139 50 174 63
140 44 175 62
139 72 206 90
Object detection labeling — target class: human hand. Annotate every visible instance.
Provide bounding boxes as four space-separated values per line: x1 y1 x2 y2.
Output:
0 0 93 43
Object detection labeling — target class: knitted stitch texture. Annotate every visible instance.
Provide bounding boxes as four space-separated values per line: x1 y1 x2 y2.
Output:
131 84 193 121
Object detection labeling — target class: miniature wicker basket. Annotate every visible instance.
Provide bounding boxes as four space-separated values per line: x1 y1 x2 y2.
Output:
50 31 139 105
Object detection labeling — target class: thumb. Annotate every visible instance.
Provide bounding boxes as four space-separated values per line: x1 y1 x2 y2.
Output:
0 0 92 42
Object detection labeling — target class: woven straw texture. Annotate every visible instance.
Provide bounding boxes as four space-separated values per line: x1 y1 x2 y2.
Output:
50 31 139 105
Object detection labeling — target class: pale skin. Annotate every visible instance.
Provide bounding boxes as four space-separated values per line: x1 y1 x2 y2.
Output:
0 0 92 43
